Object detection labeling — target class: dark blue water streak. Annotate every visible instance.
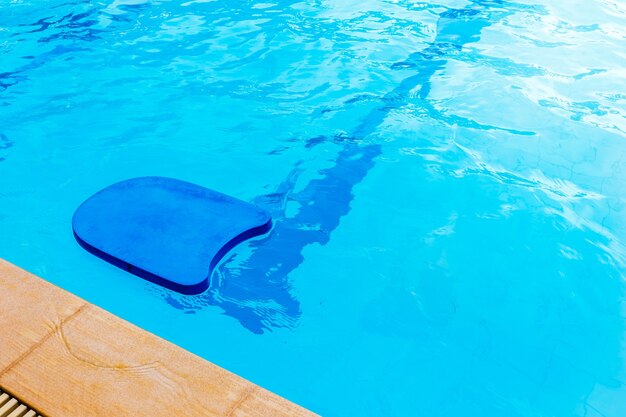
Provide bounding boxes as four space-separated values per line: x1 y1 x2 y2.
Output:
164 0 532 334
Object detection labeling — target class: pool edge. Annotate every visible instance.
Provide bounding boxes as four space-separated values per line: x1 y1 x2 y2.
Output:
0 258 317 417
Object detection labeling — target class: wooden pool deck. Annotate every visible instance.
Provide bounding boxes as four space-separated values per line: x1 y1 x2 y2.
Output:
0 259 317 417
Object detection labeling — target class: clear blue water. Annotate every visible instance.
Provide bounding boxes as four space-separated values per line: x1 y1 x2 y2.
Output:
1 0 626 415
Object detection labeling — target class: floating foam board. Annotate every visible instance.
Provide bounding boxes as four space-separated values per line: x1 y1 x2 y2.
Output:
72 177 272 295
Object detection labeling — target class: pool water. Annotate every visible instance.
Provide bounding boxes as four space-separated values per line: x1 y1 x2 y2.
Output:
2 0 626 415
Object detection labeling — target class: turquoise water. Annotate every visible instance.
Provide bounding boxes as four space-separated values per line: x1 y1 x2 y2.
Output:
2 0 626 415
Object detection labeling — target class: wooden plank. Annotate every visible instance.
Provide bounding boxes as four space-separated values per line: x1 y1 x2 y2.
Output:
0 388 39 417
0 259 316 417
0 398 18 416
0 260 85 375
6 404 27 417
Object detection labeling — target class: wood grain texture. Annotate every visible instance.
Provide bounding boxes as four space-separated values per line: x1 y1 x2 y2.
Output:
0 260 316 417
0 260 85 375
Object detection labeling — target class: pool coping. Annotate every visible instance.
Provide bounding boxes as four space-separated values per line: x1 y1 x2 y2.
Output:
0 259 317 417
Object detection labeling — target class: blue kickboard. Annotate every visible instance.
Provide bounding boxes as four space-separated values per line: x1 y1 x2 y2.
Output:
72 177 272 294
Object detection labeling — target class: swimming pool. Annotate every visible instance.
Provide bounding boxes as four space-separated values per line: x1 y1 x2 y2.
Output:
1 0 626 415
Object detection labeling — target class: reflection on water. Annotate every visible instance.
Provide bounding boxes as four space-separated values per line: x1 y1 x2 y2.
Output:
164 0 535 332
